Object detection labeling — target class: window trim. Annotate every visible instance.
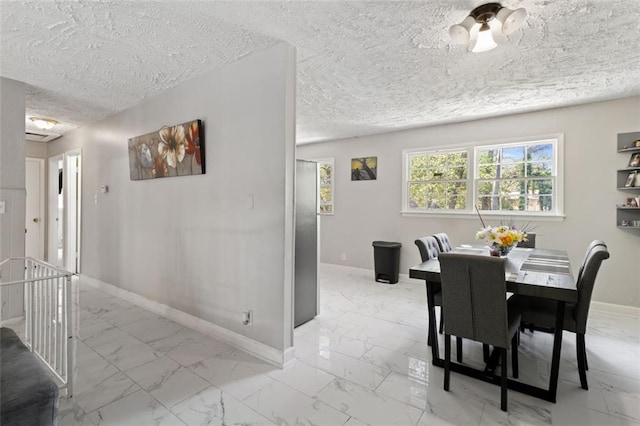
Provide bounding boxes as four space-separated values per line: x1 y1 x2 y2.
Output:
401 134 564 218
313 157 335 215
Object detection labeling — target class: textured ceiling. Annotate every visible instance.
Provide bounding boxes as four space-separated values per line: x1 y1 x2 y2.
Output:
1 1 639 143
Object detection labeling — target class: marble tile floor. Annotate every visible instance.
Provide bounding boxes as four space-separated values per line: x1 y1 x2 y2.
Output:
9 266 640 425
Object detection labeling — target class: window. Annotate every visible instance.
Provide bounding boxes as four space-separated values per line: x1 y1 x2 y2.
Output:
407 150 468 210
403 136 563 216
316 158 335 214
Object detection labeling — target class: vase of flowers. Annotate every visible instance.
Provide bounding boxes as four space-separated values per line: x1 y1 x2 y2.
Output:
476 225 527 257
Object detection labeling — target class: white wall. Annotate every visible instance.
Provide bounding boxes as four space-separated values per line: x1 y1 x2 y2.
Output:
48 43 297 353
0 77 26 319
26 141 48 159
299 96 640 308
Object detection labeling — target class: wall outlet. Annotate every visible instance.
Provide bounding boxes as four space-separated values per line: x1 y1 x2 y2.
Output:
242 310 253 325
341 253 346 261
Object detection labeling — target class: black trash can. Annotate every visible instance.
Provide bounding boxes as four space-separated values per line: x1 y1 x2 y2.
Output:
372 241 402 284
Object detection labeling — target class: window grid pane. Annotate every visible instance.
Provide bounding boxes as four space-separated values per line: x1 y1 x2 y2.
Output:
407 150 468 210
475 141 556 213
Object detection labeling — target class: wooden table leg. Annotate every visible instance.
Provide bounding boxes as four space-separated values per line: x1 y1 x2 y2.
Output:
548 301 566 403
425 280 440 364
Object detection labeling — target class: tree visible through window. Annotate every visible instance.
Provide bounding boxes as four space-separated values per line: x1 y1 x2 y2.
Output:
407 150 467 210
403 137 561 216
476 142 554 212
316 158 334 214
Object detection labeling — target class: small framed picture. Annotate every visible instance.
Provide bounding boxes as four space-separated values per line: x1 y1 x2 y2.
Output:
626 197 638 207
625 171 637 187
629 152 640 167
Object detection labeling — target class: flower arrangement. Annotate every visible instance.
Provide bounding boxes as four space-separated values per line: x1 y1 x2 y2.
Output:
476 225 527 248
474 207 531 256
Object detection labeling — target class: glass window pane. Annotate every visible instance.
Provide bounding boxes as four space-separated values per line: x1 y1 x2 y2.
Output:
445 166 467 180
527 179 553 195
503 146 525 163
528 144 553 161
527 161 552 177
479 165 498 179
477 180 497 196
320 204 333 213
410 155 428 170
430 167 446 181
499 180 525 197
501 163 524 179
478 149 499 165
409 183 427 208
426 182 446 209
477 196 499 210
410 168 428 181
499 195 525 210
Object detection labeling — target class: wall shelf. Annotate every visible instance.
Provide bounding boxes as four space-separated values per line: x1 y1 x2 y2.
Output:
616 132 640 230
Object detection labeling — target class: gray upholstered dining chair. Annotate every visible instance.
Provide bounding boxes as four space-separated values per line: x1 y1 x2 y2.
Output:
433 233 453 252
510 243 610 390
414 237 463 361
439 253 521 412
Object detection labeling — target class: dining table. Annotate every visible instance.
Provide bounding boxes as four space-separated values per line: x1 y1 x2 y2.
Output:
409 245 576 403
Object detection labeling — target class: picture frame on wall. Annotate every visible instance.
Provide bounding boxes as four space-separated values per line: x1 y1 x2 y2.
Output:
351 157 377 181
128 119 205 181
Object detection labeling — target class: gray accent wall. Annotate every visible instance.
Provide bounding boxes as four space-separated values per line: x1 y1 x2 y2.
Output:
299 96 640 308
48 43 297 351
0 77 26 320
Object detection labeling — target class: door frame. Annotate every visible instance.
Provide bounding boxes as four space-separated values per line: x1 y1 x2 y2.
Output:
25 157 45 259
47 150 82 272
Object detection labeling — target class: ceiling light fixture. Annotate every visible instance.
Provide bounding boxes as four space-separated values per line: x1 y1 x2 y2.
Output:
449 3 527 53
30 117 58 130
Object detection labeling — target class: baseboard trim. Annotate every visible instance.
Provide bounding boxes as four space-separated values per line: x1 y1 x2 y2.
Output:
79 275 292 367
320 264 639 314
319 263 414 284
0 315 25 327
591 301 640 317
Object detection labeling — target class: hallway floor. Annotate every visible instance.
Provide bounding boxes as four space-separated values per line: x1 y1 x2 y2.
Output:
16 265 640 425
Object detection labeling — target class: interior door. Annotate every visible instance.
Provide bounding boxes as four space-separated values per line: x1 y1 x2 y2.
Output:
25 158 45 259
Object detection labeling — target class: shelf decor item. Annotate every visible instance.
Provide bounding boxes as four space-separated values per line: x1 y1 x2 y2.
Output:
625 171 637 187
628 152 640 168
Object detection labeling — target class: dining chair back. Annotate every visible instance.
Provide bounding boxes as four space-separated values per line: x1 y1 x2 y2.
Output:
576 240 607 285
438 253 521 411
574 244 610 335
433 233 453 252
512 242 610 390
414 236 440 261
518 233 536 248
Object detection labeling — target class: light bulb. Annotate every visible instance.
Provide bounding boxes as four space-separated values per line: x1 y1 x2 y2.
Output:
471 23 497 53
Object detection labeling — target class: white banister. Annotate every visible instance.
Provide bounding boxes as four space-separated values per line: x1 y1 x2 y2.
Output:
0 257 74 397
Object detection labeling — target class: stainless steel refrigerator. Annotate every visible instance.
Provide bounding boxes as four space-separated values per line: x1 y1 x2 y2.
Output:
294 160 318 327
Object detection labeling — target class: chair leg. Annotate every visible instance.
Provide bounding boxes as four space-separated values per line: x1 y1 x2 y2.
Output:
511 333 519 379
439 309 444 334
576 333 588 390
483 343 490 363
501 348 508 411
444 334 451 391
456 337 463 363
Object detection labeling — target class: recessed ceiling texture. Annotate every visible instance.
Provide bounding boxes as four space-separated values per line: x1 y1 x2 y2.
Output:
1 1 639 143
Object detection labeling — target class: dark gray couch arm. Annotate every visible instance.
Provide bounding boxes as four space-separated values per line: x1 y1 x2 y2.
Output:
1 327 59 426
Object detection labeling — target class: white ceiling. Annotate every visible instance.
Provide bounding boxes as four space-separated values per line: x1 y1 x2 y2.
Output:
1 1 639 144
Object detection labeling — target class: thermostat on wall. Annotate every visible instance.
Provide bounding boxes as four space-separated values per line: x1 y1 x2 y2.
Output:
100 185 109 194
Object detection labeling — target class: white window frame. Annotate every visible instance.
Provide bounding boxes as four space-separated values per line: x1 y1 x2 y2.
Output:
313 157 335 215
401 134 564 219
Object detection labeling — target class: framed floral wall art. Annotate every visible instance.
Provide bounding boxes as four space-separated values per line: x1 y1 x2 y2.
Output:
128 119 205 180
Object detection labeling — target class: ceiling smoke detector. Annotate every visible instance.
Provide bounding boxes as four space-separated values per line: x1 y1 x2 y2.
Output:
449 3 527 53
